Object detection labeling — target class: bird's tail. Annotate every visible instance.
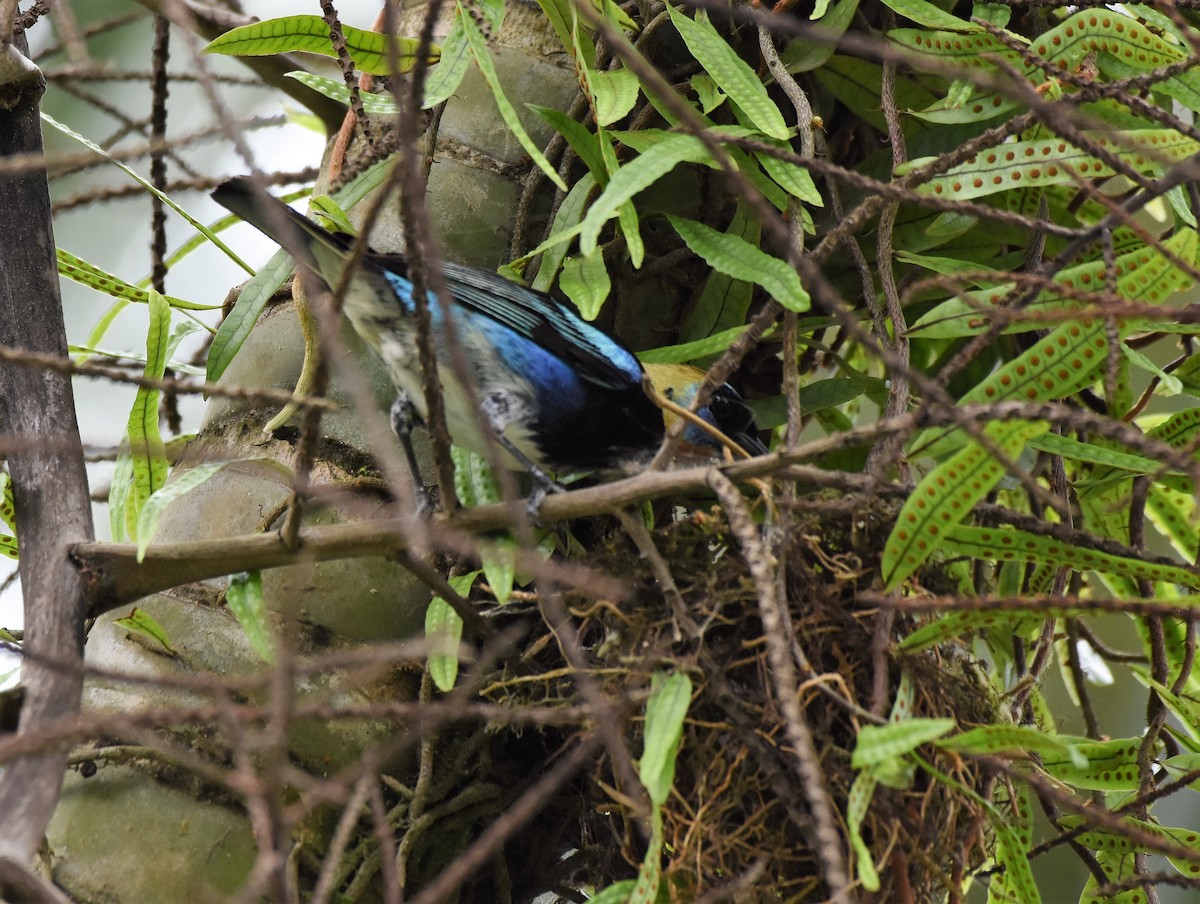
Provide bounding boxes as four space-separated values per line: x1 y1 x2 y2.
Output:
211 177 352 287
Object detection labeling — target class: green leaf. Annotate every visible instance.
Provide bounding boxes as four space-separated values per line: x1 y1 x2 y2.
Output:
1146 484 1199 561
679 203 759 342
591 68 640 126
880 0 982 32
1033 10 1190 84
226 571 274 663
422 10 471 108
900 609 1048 651
0 472 16 535
938 725 1087 767
666 8 789 140
909 229 1197 339
424 603 459 694
307 196 357 238
1080 851 1139 904
690 74 726 113
912 319 1114 458
473 0 506 31
911 131 1200 202
1070 815 1200 878
582 0 626 61
755 147 823 205
943 525 1200 591
136 462 237 563
778 0 859 73
123 292 172 541
739 146 797 213
58 250 219 312
283 70 399 115
616 197 644 270
1027 433 1161 473
452 445 502 507
534 0 593 62
327 155 396 210
667 215 809 312
1166 183 1198 228
586 881 638 904
973 2 1011 27
630 810 664 904
203 15 436 76
530 173 597 292
1148 406 1200 449
640 672 692 806
1040 737 1146 791
638 325 750 364
887 29 1023 72
478 539 517 605
847 771 881 891
113 607 176 656
69 344 205 377
891 675 918 721
109 441 134 543
750 377 881 428
579 134 716 254
1161 752 1200 785
559 247 611 320
459 3 567 191
815 55 938 133
206 249 293 384
910 88 1020 124
1124 344 1183 396
962 321 1113 408
528 105 607 181
991 817 1042 904
606 126 694 152
425 570 479 692
801 376 876 410
884 420 1049 589
851 718 956 769
594 0 636 32
42 113 253 276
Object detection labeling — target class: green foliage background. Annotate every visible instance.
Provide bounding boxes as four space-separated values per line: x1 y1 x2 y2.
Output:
11 0 1200 901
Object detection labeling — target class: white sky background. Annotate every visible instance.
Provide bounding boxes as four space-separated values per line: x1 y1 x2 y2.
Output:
0 0 383 684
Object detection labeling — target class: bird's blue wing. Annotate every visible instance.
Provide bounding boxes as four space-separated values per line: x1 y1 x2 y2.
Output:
440 262 644 391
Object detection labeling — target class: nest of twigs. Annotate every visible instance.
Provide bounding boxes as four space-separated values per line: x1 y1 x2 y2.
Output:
473 491 1003 902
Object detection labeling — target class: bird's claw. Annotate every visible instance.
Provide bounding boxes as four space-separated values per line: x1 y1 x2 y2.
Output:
525 474 565 522
412 485 437 519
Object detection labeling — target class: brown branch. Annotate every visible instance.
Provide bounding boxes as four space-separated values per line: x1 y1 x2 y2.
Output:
0 856 74 904
0 34 95 863
73 395 1200 615
404 734 603 904
708 471 853 903
72 454 886 616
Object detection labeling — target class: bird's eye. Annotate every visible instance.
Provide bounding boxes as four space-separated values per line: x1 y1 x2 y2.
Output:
712 388 754 431
664 388 676 400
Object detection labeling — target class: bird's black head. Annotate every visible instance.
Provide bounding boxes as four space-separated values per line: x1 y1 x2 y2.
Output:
644 363 768 459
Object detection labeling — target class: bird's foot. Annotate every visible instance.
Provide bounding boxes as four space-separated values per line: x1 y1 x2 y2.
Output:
525 472 566 521
390 392 435 517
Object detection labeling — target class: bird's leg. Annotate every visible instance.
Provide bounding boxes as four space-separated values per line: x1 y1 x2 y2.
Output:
480 392 564 518
389 391 435 516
